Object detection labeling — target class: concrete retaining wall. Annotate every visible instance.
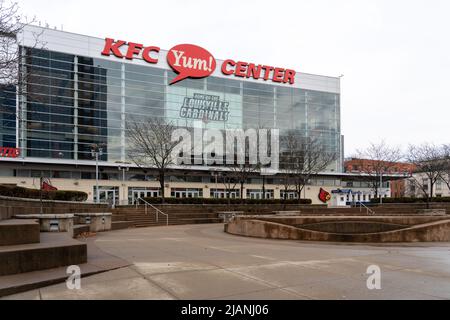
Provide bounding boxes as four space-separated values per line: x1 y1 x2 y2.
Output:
225 217 450 243
116 204 326 215
257 216 449 227
0 196 108 221
0 220 40 246
0 238 87 276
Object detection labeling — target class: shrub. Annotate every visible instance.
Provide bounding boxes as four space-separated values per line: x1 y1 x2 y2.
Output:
141 197 312 205
370 197 450 204
0 185 88 202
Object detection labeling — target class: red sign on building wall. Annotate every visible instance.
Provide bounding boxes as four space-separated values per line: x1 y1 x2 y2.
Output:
0 147 20 158
101 38 160 64
166 44 216 84
101 38 296 85
318 188 331 203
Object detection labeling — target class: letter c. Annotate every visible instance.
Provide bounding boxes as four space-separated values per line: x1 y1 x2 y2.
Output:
142 46 160 64
221 59 236 75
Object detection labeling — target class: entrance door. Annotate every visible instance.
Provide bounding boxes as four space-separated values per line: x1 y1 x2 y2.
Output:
130 189 161 204
186 190 199 198
248 191 261 199
99 189 116 207
174 190 184 198
132 190 146 203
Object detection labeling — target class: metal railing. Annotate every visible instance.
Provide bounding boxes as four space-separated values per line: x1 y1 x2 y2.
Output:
136 198 169 226
357 201 376 215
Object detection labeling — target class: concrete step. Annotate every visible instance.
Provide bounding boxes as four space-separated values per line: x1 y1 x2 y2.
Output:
0 233 87 276
0 237 130 298
171 214 219 218
133 218 223 227
293 212 446 216
124 212 218 217
112 214 126 222
177 218 223 224
134 224 165 228
128 220 158 224
111 221 134 230
0 219 40 246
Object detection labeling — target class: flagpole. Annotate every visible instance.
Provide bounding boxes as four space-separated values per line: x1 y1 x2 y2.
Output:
40 175 43 214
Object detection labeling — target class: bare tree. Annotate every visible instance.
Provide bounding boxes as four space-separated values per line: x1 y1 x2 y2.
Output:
437 144 450 193
355 140 403 198
0 1 44 86
220 171 239 205
406 143 446 206
280 133 336 203
280 173 296 200
1 0 25 85
127 118 179 201
229 163 260 201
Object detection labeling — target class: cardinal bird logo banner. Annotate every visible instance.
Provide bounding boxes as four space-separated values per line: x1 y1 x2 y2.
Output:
318 188 331 203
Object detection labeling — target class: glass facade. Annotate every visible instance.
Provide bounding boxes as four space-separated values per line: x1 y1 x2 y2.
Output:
11 46 341 172
0 84 16 148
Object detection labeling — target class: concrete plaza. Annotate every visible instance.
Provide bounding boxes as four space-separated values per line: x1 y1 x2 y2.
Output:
3 224 450 300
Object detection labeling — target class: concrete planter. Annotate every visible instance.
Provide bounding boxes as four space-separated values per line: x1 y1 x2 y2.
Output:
14 214 74 233
74 213 112 232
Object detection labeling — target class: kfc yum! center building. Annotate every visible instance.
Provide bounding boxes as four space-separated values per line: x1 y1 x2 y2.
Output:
0 25 346 205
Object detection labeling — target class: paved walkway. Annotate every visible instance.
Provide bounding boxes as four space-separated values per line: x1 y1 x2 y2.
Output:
3 224 450 299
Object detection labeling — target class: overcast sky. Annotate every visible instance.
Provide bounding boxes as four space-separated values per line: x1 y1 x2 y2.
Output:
18 0 450 156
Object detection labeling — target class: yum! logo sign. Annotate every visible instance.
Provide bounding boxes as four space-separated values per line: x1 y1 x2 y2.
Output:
167 44 216 84
101 39 296 85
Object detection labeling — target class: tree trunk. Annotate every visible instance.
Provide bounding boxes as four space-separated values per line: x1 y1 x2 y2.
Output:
373 180 379 199
297 186 303 204
262 176 266 200
430 181 434 199
159 171 165 203
283 185 288 210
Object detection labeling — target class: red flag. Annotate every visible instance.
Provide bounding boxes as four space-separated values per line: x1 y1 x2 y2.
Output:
42 179 58 191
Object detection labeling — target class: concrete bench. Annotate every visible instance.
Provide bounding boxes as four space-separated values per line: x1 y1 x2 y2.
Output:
14 214 74 233
217 211 245 223
272 211 302 216
74 213 112 232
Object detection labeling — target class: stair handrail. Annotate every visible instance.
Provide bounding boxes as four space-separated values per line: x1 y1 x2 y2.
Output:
357 201 376 215
136 197 169 226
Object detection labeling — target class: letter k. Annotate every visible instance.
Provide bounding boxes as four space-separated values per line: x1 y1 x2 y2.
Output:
102 38 126 58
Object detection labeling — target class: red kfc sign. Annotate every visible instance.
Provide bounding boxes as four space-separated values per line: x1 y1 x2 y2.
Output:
101 38 296 85
101 38 160 64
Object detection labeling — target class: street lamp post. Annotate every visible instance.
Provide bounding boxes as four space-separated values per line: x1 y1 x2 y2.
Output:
260 167 275 200
215 173 218 197
117 161 130 205
91 144 104 204
379 172 383 205
211 169 220 198
39 175 43 214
